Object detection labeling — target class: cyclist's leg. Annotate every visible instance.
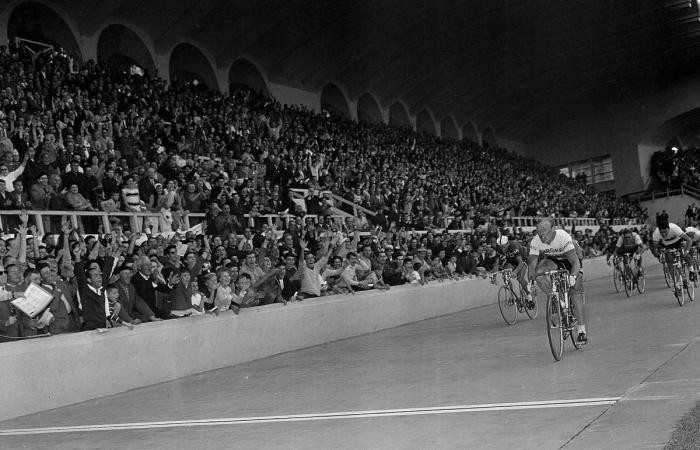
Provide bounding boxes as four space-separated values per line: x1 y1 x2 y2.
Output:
635 247 643 277
513 261 531 298
559 258 587 341
570 271 585 327
534 258 558 294
613 248 625 276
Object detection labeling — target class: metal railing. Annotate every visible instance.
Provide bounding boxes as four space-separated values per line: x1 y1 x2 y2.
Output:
0 209 643 237
628 184 700 203
289 189 377 218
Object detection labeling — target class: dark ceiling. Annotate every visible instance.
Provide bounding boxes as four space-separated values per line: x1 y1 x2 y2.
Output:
5 0 700 142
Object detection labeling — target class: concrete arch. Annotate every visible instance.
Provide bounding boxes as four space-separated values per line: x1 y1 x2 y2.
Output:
481 125 498 148
97 24 156 76
320 82 351 119
462 121 480 143
169 42 219 91
357 92 382 124
5 0 83 61
389 100 412 129
228 57 269 94
416 108 437 135
440 116 459 140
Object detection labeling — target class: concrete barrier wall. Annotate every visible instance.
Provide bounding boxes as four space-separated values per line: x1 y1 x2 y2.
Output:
1 257 646 422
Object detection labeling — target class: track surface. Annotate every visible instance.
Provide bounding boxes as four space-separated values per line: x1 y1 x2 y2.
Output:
1 263 700 449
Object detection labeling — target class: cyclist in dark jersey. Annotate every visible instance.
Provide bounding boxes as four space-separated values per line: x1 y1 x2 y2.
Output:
493 234 533 306
608 228 644 279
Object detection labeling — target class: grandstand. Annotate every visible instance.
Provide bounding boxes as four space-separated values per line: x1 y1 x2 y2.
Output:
1 1 700 448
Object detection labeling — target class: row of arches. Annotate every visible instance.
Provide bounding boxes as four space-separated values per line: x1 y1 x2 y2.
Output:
4 1 493 141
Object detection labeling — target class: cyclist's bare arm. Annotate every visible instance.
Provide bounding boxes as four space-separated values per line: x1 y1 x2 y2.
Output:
681 233 693 252
564 249 580 276
650 241 661 259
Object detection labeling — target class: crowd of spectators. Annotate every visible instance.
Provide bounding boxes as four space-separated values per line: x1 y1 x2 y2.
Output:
0 39 649 340
649 147 700 190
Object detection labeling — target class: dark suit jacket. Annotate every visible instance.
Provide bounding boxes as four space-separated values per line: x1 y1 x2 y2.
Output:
75 256 115 330
131 271 174 319
138 178 158 207
115 279 155 322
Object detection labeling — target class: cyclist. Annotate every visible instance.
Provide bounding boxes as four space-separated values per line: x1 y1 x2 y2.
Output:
685 226 700 249
528 218 587 344
650 219 695 281
609 228 644 280
685 226 700 271
492 234 534 307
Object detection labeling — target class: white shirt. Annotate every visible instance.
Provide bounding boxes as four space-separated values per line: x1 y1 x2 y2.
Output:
0 165 24 192
616 232 643 248
87 284 110 318
652 223 684 247
529 229 575 259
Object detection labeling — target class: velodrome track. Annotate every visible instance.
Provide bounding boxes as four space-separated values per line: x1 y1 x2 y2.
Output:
1 262 700 449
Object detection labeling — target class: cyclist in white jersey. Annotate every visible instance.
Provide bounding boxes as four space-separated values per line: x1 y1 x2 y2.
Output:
651 220 695 281
528 218 587 344
685 226 700 247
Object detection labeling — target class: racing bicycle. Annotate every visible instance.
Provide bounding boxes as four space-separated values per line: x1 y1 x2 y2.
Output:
612 254 645 296
538 269 584 361
662 248 695 306
490 268 538 325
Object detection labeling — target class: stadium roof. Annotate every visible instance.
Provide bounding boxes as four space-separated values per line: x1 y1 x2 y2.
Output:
7 0 700 142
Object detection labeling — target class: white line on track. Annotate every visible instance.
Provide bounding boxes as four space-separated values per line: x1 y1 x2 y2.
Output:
0 397 620 436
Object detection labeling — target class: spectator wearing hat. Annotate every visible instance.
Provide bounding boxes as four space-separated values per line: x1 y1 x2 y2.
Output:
62 160 87 196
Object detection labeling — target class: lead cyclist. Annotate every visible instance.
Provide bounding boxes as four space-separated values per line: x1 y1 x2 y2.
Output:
528 218 587 344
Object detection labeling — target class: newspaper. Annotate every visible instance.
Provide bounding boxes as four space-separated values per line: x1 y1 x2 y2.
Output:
11 283 53 318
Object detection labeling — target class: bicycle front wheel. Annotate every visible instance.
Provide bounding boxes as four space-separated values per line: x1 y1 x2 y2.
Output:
546 295 564 361
684 267 695 302
623 266 632 297
636 266 646 294
673 266 685 306
613 266 621 293
498 285 518 325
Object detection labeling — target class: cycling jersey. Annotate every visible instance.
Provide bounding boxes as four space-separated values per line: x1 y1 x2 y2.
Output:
685 227 700 244
529 229 575 260
616 233 643 250
497 241 527 266
652 223 685 247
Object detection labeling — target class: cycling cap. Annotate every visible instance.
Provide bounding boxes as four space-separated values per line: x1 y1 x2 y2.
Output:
497 235 509 246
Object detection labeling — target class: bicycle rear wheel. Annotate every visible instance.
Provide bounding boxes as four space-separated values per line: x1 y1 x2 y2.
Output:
613 266 621 293
636 266 646 294
525 290 538 319
664 262 672 288
498 285 518 325
623 266 632 297
546 295 564 361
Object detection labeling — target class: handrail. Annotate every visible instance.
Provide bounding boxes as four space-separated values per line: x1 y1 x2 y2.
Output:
288 188 377 217
0 209 642 238
0 210 206 235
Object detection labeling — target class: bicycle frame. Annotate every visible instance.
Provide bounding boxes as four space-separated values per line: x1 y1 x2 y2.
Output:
541 269 573 318
490 269 516 292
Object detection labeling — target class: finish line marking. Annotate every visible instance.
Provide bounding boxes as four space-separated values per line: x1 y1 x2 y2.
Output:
0 397 620 436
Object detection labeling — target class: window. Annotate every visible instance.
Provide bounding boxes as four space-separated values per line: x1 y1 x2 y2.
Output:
557 155 613 185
